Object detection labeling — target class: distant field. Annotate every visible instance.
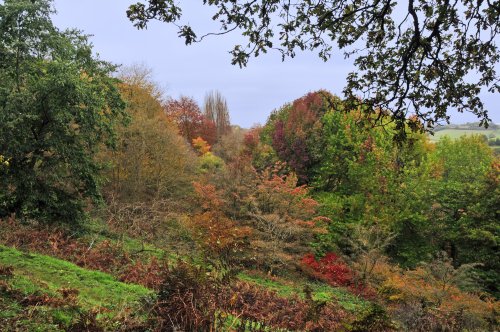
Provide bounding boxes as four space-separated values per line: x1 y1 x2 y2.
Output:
429 128 500 141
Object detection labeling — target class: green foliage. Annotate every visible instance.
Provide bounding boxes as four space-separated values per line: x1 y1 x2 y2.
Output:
198 152 225 173
420 136 499 294
127 0 500 136
0 0 126 223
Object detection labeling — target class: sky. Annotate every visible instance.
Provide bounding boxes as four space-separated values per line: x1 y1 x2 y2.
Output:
51 1 499 128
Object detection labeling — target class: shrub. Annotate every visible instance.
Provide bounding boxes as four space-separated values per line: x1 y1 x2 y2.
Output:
225 281 353 331
301 252 353 287
188 182 251 263
378 256 499 331
350 303 395 332
119 257 169 290
151 261 223 331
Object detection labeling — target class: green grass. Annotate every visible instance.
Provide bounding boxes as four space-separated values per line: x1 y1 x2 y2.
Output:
238 272 370 312
85 218 371 313
0 245 153 331
0 245 152 311
429 128 500 141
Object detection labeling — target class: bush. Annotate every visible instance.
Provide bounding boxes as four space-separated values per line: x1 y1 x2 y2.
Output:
378 256 499 331
151 261 224 331
301 252 353 287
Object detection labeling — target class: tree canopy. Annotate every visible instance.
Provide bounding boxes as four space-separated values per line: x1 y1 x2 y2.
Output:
0 0 126 223
127 0 500 137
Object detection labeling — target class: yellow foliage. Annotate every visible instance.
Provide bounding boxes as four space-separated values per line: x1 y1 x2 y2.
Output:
0 155 9 167
99 77 196 201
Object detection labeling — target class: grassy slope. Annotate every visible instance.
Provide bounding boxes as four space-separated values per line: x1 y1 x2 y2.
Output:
238 272 369 312
0 215 373 331
0 245 152 331
429 128 500 140
429 128 500 152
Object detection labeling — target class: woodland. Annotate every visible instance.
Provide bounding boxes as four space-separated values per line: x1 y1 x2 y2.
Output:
0 0 499 331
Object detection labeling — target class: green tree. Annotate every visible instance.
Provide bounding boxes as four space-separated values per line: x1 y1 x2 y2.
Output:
127 0 500 136
0 0 126 223
426 136 498 294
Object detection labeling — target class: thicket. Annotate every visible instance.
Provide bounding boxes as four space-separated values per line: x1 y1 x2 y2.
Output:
245 90 499 329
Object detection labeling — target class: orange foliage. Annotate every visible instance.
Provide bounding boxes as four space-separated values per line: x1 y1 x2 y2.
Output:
189 182 251 260
192 136 211 155
377 263 499 330
253 164 326 228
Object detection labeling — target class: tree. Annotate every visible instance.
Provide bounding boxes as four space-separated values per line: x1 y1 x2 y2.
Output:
0 0 126 223
263 91 336 183
164 96 217 145
425 136 498 295
100 68 196 201
188 181 251 263
127 0 500 137
203 90 231 140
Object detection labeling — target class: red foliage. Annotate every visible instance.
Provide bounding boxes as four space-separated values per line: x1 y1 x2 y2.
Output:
301 253 353 287
192 181 225 210
243 126 261 153
164 96 217 145
119 257 169 290
270 92 328 182
199 118 218 145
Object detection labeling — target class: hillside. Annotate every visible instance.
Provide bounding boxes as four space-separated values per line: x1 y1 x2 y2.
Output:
430 123 500 150
1 1 499 331
0 246 151 331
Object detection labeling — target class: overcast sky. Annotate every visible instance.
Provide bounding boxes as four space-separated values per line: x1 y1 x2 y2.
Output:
52 1 499 128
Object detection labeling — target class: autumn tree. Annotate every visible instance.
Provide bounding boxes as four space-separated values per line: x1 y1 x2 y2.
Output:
188 181 251 263
127 0 500 136
263 91 335 182
212 125 246 163
0 0 126 223
245 163 329 273
203 90 231 139
101 66 196 201
101 67 197 251
164 96 217 145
